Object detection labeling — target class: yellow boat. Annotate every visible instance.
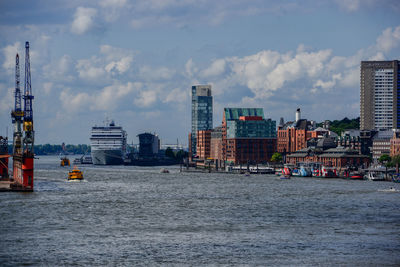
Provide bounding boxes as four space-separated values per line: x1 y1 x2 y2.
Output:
68 166 83 180
60 157 70 166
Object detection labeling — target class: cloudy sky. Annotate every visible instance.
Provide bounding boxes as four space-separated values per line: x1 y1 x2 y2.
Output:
0 0 399 145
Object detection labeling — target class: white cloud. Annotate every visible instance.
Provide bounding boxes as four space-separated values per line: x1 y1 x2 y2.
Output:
43 54 74 82
105 56 132 74
93 82 141 110
311 73 342 93
164 87 188 104
43 82 53 95
76 45 134 80
71 7 97 35
201 59 226 77
334 0 360 12
59 82 142 113
0 84 13 112
139 66 176 81
339 68 359 88
185 58 197 78
134 90 157 107
100 0 127 7
76 57 106 80
376 26 400 53
59 88 91 112
2 42 22 74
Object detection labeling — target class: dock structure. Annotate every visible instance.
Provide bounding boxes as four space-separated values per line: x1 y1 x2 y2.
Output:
0 180 33 192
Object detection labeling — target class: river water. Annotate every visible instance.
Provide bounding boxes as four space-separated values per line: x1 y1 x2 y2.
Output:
1 156 399 266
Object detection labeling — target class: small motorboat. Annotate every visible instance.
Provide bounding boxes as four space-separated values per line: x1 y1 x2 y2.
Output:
160 168 169 173
350 172 364 180
68 166 83 180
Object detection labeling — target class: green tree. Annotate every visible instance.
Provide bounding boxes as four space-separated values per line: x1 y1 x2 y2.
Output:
271 152 283 163
165 147 175 159
391 154 400 173
378 154 391 165
379 154 392 179
175 150 188 161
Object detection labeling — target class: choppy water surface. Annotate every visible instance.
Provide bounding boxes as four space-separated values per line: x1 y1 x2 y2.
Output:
1 156 400 266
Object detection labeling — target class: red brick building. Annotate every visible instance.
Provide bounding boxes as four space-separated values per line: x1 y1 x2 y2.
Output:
286 139 370 168
225 138 277 164
222 108 277 165
210 127 223 161
390 130 400 157
196 130 211 160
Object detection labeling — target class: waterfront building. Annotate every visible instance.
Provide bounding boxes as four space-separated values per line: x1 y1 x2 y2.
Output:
335 129 373 155
390 129 400 157
190 85 213 157
287 138 370 168
371 130 392 162
138 132 160 158
277 108 336 156
210 126 223 162
360 60 400 130
196 130 211 160
222 108 276 165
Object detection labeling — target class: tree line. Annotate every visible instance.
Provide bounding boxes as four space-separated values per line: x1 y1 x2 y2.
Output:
7 144 91 155
318 117 360 135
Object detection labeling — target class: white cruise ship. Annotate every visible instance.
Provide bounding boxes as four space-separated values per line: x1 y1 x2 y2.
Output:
90 120 127 165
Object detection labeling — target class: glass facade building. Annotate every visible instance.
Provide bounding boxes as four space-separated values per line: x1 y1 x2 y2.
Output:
191 85 213 156
224 108 276 139
226 119 276 138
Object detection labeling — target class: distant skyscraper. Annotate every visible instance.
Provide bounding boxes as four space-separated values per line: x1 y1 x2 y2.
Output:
360 60 400 130
190 85 213 156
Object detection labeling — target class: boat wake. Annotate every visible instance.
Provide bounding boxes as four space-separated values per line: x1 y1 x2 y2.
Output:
378 187 399 192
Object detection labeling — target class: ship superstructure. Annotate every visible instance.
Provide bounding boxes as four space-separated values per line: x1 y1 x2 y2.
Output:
90 120 127 165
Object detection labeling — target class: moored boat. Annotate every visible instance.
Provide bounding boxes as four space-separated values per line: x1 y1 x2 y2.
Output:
350 172 364 180
366 170 386 181
280 164 292 179
291 168 301 177
91 120 127 165
320 166 337 178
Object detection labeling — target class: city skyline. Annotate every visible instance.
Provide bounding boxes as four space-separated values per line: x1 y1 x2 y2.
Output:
0 1 400 145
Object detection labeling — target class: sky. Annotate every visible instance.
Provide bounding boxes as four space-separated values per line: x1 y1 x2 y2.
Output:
0 0 399 146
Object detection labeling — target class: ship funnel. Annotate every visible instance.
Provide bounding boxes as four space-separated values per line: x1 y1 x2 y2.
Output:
295 108 301 122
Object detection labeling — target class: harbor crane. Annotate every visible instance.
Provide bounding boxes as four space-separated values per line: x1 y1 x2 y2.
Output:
10 41 34 191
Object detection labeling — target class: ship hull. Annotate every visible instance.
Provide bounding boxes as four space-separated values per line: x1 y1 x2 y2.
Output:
91 150 124 165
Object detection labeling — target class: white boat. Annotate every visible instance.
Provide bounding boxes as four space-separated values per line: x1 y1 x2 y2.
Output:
366 171 386 181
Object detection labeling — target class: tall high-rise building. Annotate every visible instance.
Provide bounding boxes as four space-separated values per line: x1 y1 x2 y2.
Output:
190 85 213 156
360 60 400 130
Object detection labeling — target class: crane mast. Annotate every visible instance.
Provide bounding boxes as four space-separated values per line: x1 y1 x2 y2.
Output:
23 41 34 154
11 54 23 156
